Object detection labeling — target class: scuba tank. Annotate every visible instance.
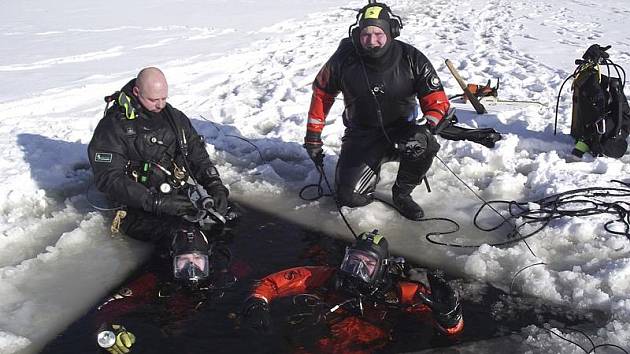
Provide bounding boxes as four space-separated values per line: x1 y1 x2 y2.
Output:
556 44 630 158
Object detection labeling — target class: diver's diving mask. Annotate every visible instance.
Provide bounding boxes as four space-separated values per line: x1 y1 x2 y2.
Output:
340 248 380 284
173 251 210 282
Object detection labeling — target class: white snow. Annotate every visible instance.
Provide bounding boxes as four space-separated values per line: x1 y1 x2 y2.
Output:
1 0 630 353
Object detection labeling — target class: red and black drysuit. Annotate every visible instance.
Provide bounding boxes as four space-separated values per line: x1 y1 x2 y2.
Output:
95 272 203 334
306 37 449 206
247 266 463 354
93 249 242 352
88 79 226 242
93 272 224 354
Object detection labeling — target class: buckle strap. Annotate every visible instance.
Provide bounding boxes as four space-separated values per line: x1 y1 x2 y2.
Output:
111 210 127 234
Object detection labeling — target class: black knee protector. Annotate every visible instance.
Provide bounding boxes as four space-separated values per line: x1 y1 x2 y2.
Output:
399 125 440 161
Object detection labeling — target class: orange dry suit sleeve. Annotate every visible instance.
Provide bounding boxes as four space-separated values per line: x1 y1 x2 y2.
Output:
305 54 341 144
249 266 336 304
419 90 450 127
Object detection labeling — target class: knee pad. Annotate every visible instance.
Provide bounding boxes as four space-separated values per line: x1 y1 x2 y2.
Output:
399 126 440 161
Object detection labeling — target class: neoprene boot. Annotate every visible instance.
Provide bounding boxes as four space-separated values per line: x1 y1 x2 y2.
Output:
392 182 424 221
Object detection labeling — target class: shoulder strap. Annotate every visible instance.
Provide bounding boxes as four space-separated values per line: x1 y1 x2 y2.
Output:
163 105 188 157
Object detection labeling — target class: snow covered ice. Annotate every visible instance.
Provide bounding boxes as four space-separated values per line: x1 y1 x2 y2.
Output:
2 0 630 353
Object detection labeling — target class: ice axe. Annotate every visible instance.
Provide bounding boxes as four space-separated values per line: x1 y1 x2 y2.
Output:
445 59 487 114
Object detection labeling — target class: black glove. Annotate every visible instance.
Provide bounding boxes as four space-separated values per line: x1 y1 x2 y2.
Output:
303 141 324 168
205 184 229 215
197 166 229 215
144 192 197 217
582 44 611 63
397 125 432 160
241 297 272 334
426 271 462 331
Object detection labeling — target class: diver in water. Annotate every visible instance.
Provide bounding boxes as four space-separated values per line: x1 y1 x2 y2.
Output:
241 230 463 353
95 226 235 354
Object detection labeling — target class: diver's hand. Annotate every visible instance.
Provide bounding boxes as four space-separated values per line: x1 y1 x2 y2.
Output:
426 271 463 333
303 141 324 168
144 192 197 217
97 323 136 354
241 297 272 334
204 184 229 215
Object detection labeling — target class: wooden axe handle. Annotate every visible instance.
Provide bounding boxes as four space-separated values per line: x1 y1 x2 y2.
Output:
445 59 487 114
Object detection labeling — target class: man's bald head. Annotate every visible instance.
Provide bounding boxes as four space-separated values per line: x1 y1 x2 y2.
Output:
133 67 168 113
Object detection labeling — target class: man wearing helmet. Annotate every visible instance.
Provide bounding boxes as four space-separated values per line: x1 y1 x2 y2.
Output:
94 226 235 353
303 2 447 221
241 231 463 352
170 227 215 289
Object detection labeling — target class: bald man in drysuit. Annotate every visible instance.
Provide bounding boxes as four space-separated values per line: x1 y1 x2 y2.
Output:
88 67 229 244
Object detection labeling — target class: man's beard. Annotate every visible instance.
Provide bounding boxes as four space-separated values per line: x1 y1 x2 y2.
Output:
362 34 392 59
364 45 389 58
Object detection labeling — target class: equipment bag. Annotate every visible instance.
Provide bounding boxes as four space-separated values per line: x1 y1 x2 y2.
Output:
556 44 630 158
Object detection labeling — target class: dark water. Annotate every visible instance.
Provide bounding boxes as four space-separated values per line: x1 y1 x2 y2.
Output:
41 204 600 354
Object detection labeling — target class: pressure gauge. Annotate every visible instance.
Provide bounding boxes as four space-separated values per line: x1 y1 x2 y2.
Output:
97 330 116 348
160 183 172 194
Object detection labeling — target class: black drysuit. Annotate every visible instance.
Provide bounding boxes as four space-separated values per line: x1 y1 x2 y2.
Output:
308 38 445 206
88 80 220 242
